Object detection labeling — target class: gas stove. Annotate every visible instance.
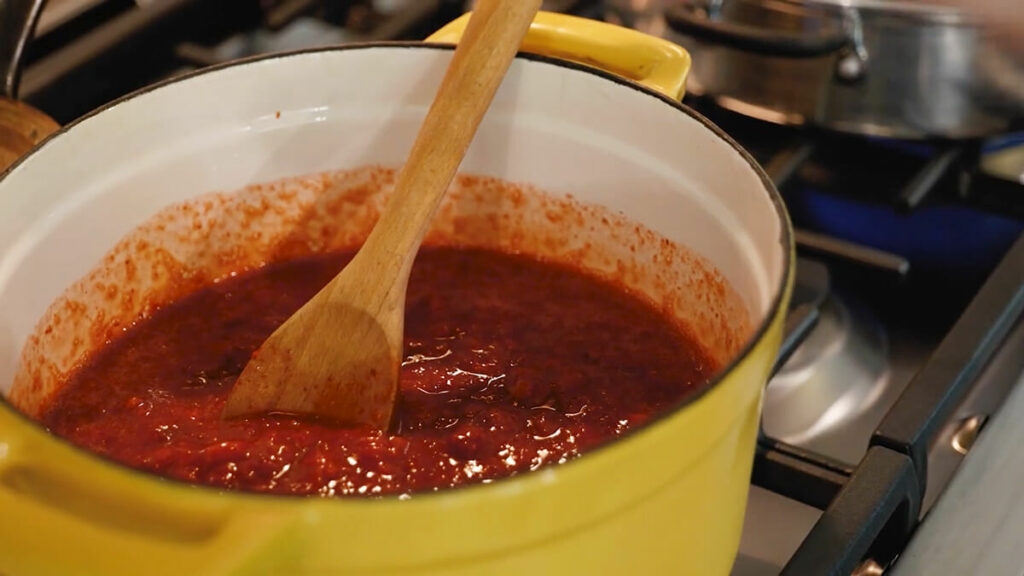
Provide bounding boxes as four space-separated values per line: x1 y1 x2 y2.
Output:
17 1 1024 574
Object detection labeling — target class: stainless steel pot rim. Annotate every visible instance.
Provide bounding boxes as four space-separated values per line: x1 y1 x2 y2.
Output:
719 0 970 23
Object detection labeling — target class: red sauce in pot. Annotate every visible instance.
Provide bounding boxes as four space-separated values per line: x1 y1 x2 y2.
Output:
41 247 716 497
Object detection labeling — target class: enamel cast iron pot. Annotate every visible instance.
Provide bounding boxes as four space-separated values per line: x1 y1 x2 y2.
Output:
0 12 793 576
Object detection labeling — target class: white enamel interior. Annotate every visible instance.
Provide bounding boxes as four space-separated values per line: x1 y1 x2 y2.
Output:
0 46 786 396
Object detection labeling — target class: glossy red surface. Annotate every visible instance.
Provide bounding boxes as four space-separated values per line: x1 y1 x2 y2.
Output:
41 247 715 497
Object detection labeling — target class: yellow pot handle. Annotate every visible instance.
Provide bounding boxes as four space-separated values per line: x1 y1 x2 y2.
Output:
0 403 293 575
426 11 691 101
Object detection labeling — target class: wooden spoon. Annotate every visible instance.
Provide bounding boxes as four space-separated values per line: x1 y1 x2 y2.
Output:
223 0 544 429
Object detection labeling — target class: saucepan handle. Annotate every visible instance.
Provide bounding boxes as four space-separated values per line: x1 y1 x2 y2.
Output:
0 0 47 99
664 2 848 59
427 10 691 100
0 403 291 575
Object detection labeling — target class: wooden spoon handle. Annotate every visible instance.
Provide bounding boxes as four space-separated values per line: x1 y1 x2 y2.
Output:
223 0 543 427
360 0 543 279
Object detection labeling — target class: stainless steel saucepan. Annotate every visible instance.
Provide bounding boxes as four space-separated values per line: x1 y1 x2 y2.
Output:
665 0 1024 140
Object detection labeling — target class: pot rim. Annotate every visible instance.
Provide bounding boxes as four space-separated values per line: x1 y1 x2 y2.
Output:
768 0 969 23
0 40 794 503
692 0 971 24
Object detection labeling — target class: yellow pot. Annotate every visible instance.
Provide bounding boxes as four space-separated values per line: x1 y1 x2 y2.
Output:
0 12 793 576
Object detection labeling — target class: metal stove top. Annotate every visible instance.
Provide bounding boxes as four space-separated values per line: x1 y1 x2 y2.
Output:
17 0 1024 574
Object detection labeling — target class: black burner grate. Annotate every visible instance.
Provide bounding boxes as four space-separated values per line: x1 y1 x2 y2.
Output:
756 234 1024 574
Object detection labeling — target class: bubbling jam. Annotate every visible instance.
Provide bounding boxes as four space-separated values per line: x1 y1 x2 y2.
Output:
41 247 716 497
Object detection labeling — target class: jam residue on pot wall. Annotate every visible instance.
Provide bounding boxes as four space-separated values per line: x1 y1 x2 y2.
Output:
12 163 749 420
11 165 751 426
